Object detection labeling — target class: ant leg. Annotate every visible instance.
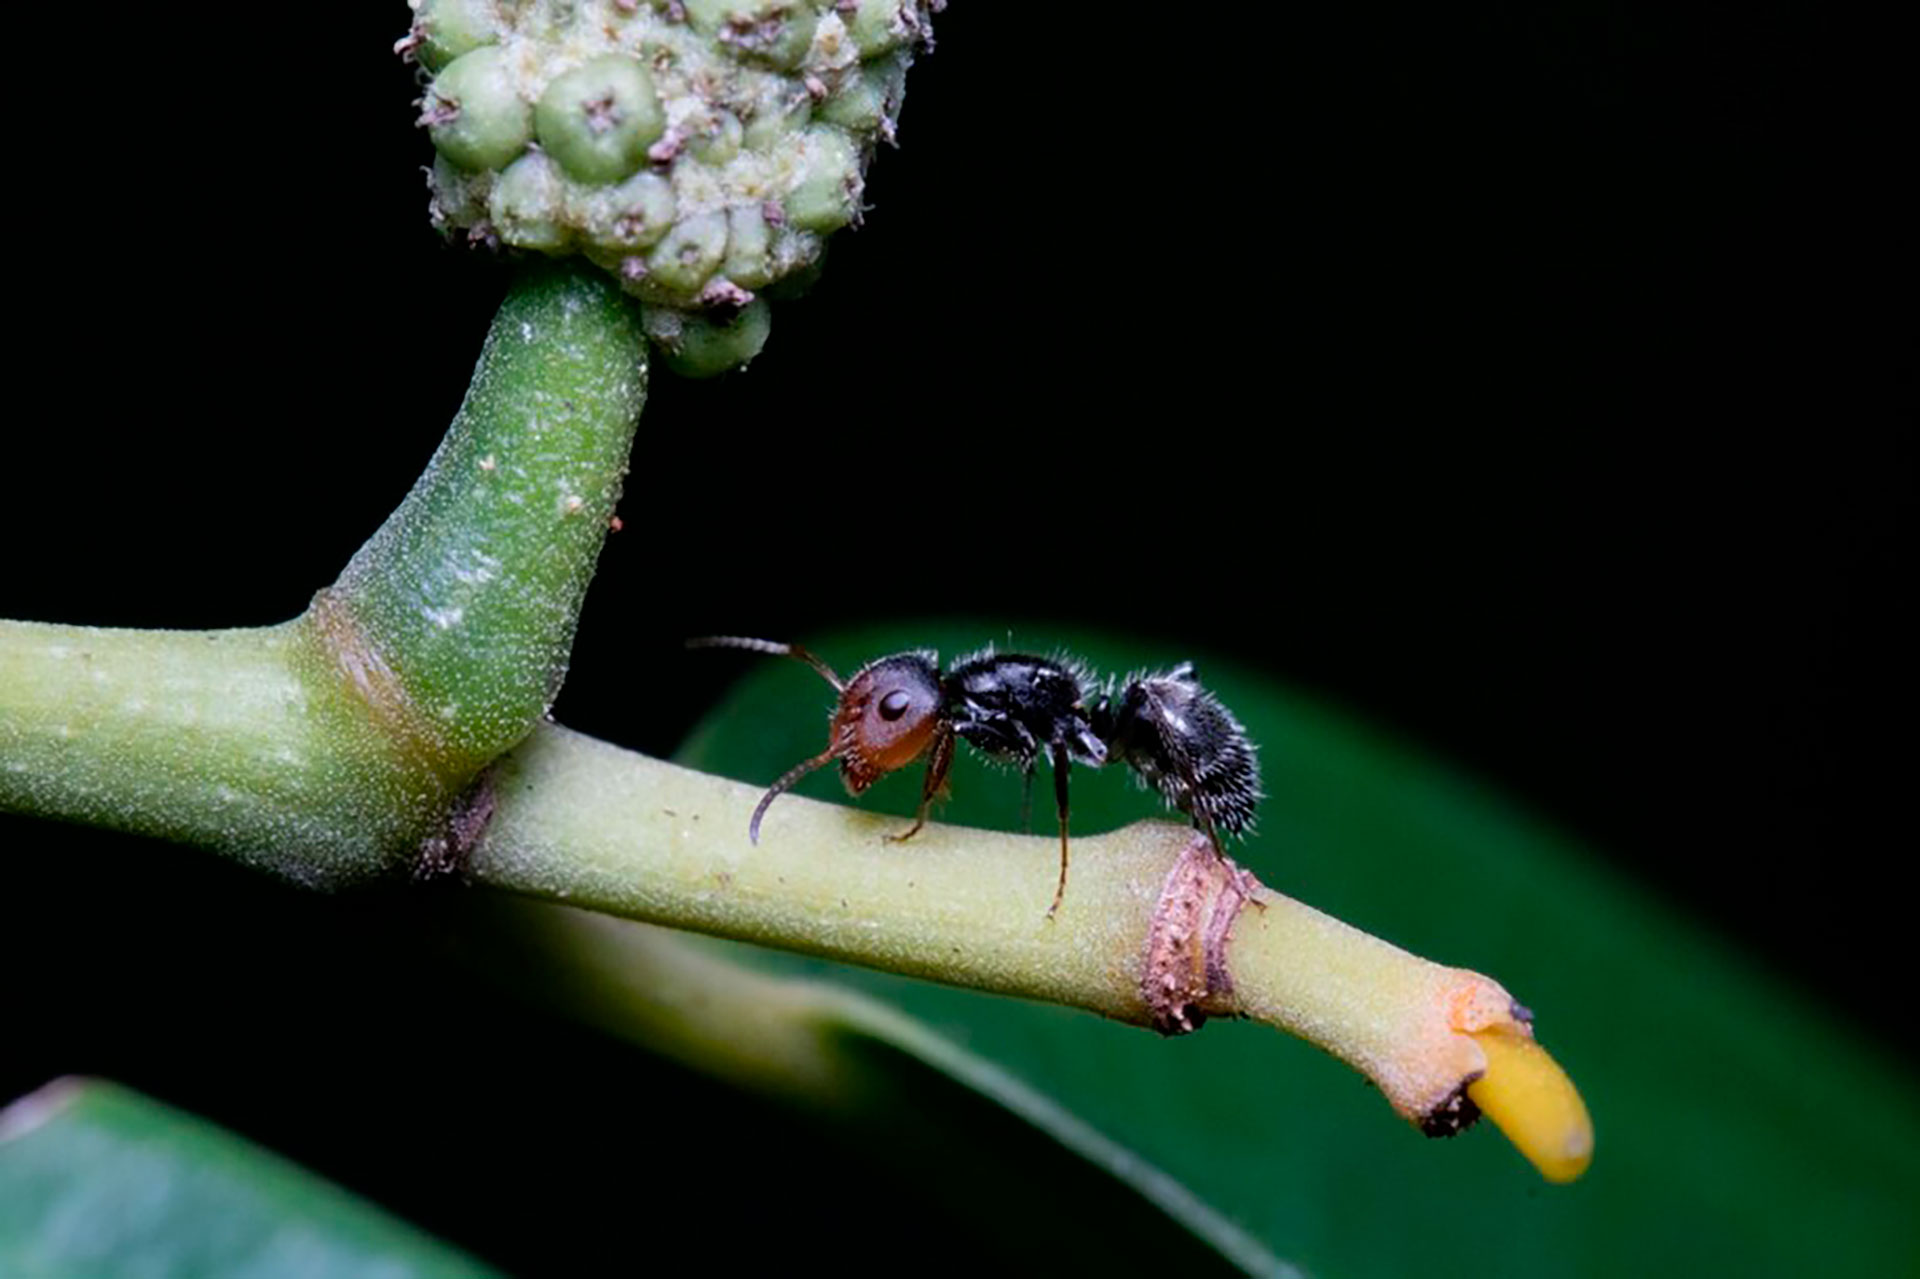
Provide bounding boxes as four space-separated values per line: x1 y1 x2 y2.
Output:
1194 811 1223 858
888 725 954 843
1019 762 1035 833
1188 809 1266 911
1046 740 1072 918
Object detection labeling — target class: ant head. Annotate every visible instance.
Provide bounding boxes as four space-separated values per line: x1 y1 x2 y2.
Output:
690 637 949 844
832 653 944 792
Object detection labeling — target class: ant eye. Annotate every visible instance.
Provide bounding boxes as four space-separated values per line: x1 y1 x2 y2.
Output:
878 689 914 721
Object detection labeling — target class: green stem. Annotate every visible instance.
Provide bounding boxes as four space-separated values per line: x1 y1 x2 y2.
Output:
471 724 1555 1136
0 620 412 886
0 262 646 884
321 259 647 778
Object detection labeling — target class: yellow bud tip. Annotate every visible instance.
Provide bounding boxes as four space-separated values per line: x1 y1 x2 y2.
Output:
1466 1027 1594 1183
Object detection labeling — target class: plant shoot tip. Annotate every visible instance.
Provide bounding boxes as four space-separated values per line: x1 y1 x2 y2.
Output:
1466 1026 1593 1183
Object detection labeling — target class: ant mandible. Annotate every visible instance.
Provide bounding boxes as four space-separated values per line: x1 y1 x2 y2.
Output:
689 637 1262 916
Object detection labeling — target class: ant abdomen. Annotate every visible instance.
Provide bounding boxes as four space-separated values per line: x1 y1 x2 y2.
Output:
1095 663 1262 845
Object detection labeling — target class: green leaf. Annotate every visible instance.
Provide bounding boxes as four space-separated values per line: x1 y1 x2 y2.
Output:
445 896 1298 1276
0 1079 498 1279
677 621 1920 1279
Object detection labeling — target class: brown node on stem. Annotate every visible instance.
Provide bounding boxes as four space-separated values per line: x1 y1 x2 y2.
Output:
415 768 498 879
1140 833 1263 1035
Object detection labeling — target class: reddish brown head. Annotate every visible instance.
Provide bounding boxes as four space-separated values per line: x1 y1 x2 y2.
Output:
830 654 945 793
687 638 949 844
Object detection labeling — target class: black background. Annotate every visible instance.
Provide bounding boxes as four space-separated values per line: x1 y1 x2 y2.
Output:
2 2 1907 1271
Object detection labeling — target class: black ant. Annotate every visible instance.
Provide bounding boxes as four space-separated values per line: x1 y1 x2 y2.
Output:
689 637 1262 916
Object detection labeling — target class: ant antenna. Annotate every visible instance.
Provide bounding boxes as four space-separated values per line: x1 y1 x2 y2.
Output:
689 636 852 843
686 636 845 690
749 745 842 844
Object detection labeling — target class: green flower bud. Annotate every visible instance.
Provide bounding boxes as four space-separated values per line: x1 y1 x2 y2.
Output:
684 0 821 71
816 51 908 139
762 244 826 301
428 153 490 232
689 109 745 166
723 204 775 288
782 125 861 232
489 151 571 251
427 46 532 173
575 171 678 252
741 81 811 152
843 0 921 57
647 298 773 379
410 0 504 72
646 210 729 293
534 54 666 185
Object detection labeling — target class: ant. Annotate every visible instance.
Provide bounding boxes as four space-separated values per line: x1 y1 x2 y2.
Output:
689 637 1262 916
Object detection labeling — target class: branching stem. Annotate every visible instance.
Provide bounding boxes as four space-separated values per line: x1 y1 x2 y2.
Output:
0 259 1588 1186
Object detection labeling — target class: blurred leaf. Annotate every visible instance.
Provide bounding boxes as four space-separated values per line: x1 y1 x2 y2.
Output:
0 1079 497 1279
677 620 1920 1279
446 897 1297 1276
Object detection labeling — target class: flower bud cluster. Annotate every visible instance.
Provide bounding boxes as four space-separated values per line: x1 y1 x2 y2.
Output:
403 0 939 372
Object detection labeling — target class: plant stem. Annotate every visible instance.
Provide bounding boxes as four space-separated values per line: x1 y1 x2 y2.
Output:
471 722 1593 1179
321 259 647 779
0 262 646 885
0 619 418 885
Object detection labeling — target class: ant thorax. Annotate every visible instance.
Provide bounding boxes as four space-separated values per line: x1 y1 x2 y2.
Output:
944 653 1107 771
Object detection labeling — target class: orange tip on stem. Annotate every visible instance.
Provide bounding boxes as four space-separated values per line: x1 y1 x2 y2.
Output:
1467 1027 1594 1183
